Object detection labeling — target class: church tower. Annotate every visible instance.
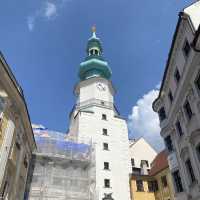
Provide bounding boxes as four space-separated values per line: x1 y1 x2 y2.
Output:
68 27 131 200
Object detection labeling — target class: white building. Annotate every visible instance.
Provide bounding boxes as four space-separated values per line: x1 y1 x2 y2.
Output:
68 28 131 200
129 137 157 175
153 2 200 200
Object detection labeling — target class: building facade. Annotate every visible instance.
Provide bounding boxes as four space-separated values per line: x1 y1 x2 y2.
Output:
153 2 200 200
0 52 36 199
25 126 96 200
130 150 175 200
67 28 131 200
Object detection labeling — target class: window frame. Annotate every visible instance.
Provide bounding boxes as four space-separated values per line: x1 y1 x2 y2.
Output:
102 128 108 136
104 179 110 188
196 144 200 162
158 107 166 122
175 120 184 137
103 143 109 151
185 159 196 184
161 176 168 188
182 39 191 58
102 114 107 120
164 135 173 152
195 70 200 95
184 100 193 120
168 90 173 104
131 158 135 167
104 162 110 170
136 180 144 192
174 68 181 84
172 170 183 193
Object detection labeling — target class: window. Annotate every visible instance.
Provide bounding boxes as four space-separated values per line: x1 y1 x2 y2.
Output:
102 128 108 135
103 143 109 150
136 180 144 191
24 156 28 169
16 141 21 150
195 72 200 92
104 162 109 170
158 107 166 122
148 181 158 192
153 180 159 191
176 120 184 136
161 176 168 187
172 170 183 193
184 100 193 120
174 68 181 83
94 49 98 55
89 49 93 55
168 90 173 103
185 159 195 183
183 40 191 58
148 181 154 192
104 179 110 188
131 158 135 167
132 167 141 175
141 160 149 167
102 114 107 120
164 135 173 152
101 101 105 105
196 145 200 161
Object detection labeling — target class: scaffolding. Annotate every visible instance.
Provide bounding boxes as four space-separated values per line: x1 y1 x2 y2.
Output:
24 128 96 200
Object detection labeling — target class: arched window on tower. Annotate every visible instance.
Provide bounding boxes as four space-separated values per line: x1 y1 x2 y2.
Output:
94 49 98 55
89 49 93 56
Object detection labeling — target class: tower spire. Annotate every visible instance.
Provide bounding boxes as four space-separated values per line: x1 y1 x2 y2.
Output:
92 25 97 38
78 28 112 81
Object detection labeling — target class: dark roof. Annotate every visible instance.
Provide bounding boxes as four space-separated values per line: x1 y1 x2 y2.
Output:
149 150 168 176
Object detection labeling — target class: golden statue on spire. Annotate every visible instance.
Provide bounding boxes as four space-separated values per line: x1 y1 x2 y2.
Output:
92 25 96 33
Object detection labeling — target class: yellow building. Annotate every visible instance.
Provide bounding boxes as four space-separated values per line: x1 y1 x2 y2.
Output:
149 150 175 200
0 52 36 199
130 174 155 200
130 150 175 200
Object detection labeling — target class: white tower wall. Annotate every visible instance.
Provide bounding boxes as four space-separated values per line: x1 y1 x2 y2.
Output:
70 77 131 200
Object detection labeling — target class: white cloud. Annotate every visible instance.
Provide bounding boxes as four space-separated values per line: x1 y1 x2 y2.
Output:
45 2 57 19
128 87 164 151
27 16 35 31
27 0 67 31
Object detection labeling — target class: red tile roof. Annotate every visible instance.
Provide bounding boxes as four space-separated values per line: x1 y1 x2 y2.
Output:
149 150 168 176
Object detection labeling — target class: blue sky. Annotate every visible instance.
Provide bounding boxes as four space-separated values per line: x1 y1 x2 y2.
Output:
0 0 194 150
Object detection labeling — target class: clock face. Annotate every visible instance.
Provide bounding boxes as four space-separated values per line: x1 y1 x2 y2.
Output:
96 82 106 91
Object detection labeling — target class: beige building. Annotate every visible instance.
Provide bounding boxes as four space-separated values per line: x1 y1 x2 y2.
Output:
0 52 36 199
129 137 157 175
153 2 200 200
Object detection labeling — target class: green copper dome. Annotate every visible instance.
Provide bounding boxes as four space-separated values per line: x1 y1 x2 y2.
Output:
79 28 112 81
